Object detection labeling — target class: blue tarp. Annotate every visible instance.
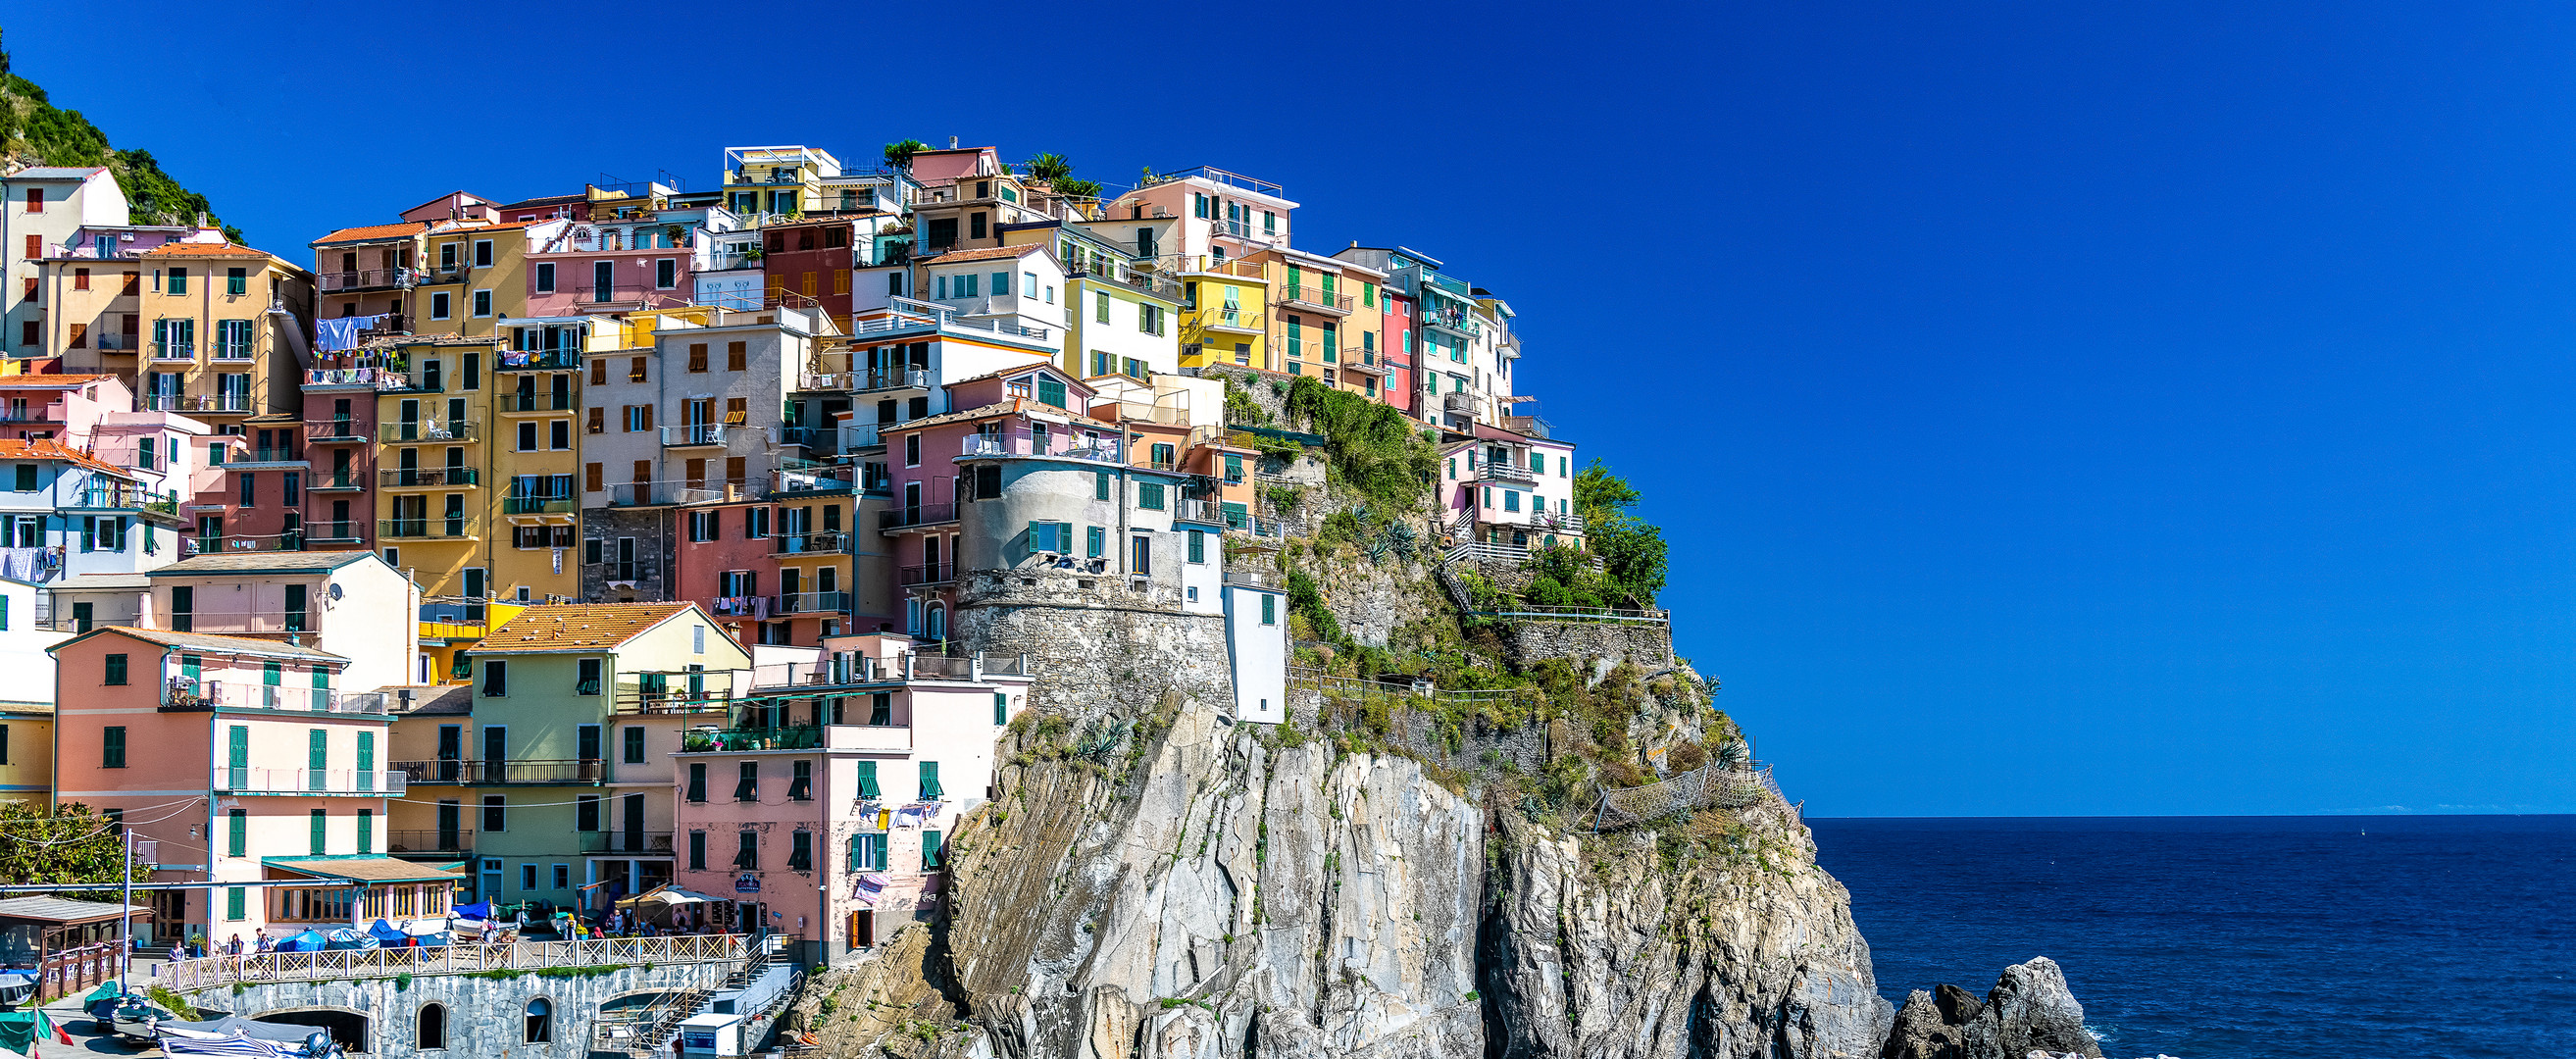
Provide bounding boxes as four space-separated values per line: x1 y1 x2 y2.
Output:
453 901 493 920
366 920 407 944
322 929 376 951
275 931 328 953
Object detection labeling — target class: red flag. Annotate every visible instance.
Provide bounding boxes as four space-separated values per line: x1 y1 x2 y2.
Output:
40 1007 71 1045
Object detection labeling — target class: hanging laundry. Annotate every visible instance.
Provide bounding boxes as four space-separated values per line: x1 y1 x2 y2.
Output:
314 315 386 353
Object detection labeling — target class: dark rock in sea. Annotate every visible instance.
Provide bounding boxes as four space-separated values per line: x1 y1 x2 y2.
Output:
1934 982 1986 1025
1883 957 2102 1059
1880 989 1966 1059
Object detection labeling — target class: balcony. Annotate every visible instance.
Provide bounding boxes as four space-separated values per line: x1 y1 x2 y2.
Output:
1277 285 1354 316
305 526 366 546
379 421 477 443
305 421 369 443
69 484 180 519
391 759 606 784
610 481 721 507
1441 392 1477 415
1221 568 1283 588
1195 307 1265 335
878 502 957 531
660 424 743 447
853 367 931 393
1478 461 1539 484
305 473 366 492
1173 498 1224 524
144 393 252 414
495 349 580 371
377 518 480 541
772 462 853 496
165 680 388 715
502 496 576 516
576 284 650 310
680 727 823 753
772 591 849 615
955 430 1123 463
385 830 473 856
1339 350 1388 377
213 767 408 795
45 242 143 260
93 333 139 353
225 445 306 469
897 563 953 587
1070 265 1184 302
498 391 575 414
1422 310 1484 340
315 269 419 293
581 831 675 855
772 530 849 556
380 467 480 488
152 341 196 362
303 367 410 391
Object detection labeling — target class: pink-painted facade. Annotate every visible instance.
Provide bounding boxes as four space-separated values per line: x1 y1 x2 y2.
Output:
49 627 458 945
1437 426 1583 552
668 632 1030 963
1381 289 1417 417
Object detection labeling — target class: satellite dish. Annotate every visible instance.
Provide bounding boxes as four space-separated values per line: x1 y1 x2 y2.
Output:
328 583 345 601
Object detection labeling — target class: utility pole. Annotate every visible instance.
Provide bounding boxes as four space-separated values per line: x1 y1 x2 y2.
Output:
120 828 133 992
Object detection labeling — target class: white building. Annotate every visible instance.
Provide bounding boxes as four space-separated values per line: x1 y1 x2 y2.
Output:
2 166 130 357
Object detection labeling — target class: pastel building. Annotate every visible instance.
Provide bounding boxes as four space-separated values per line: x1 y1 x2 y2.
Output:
428 603 746 908
4 166 129 358
0 437 192 582
668 630 1032 959
49 626 456 944
142 551 423 693
0 575 66 803
1438 425 1583 554
1109 167 1296 263
36 221 217 371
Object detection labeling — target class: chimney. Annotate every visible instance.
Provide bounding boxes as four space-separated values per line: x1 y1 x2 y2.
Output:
949 136 959 149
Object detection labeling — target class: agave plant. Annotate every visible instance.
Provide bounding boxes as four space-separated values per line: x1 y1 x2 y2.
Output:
1713 738 1751 771
1076 719 1130 762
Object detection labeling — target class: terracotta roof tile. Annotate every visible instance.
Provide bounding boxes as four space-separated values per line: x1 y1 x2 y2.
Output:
141 242 277 260
312 222 429 245
0 437 130 478
67 626 348 663
917 243 1049 265
0 374 113 388
471 603 696 654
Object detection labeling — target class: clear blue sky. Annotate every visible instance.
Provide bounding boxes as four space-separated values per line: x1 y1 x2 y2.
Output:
11 2 2574 816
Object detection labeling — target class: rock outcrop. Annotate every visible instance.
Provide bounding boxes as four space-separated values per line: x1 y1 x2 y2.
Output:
1879 959 2101 1059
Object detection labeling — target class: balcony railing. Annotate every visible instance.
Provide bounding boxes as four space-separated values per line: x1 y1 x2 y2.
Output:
168 934 749 991
379 421 477 443
1278 286 1354 313
581 831 675 854
167 610 315 634
854 367 931 392
213 767 407 795
303 367 409 390
495 349 581 371
1196 307 1264 333
380 467 480 487
879 503 957 530
681 727 823 753
660 424 741 447
385 830 473 854
502 496 576 516
1441 392 1477 414
772 463 852 495
152 341 195 362
772 591 849 615
305 473 366 492
610 481 722 507
377 519 479 540
94 333 139 352
772 530 848 556
305 421 369 443
71 485 179 517
1221 568 1283 588
1478 461 1539 484
224 444 306 467
46 242 143 260
391 758 606 784
315 269 420 292
1422 310 1484 339
165 680 387 714
898 563 953 587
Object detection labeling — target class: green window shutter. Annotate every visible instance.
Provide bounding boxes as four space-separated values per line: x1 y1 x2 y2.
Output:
226 886 245 921
1094 471 1109 500
855 760 881 798
993 692 1007 726
356 810 373 853
227 810 246 857
1187 530 1204 563
309 729 328 769
309 809 326 855
102 727 126 768
1261 594 1276 625
919 761 942 799
922 831 944 870
1037 377 1065 408
264 662 282 686
357 731 375 771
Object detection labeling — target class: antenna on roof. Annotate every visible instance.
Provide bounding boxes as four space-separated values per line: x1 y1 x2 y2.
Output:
949 137 959 149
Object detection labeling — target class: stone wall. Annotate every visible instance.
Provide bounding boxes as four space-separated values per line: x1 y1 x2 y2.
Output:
187 960 730 1059
951 573 1236 719
1499 618 1677 672
581 506 679 603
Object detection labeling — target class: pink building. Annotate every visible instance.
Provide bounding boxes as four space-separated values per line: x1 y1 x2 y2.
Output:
1436 424 1583 555
667 631 1030 962
48 627 460 945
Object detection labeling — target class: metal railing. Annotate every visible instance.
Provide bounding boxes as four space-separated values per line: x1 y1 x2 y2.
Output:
771 530 848 555
70 484 178 515
581 830 676 854
1279 285 1354 312
145 393 252 413
306 474 366 492
316 268 420 292
772 591 849 614
1221 568 1282 588
1423 310 1484 339
495 349 581 371
898 562 953 586
165 680 387 714
1478 461 1539 483
854 367 932 392
1196 307 1264 332
305 420 369 442
391 758 605 783
611 481 723 507
303 367 409 389
379 421 478 443
500 391 576 412
380 467 480 487
660 424 741 446
878 503 957 530
213 767 407 795
386 830 473 854
168 934 749 990
502 496 576 515
377 519 480 540
167 610 313 634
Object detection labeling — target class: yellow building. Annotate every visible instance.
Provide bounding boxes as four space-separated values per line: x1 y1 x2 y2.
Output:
44 241 314 419
372 315 631 605
412 219 556 339
1176 256 1271 375
0 704 50 806
1243 248 1386 397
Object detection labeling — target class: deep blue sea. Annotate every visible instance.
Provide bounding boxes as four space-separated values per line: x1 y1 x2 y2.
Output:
1807 816 2576 1059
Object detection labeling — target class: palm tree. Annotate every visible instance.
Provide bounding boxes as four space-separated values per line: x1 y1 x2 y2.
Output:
1025 152 1074 183
883 139 929 170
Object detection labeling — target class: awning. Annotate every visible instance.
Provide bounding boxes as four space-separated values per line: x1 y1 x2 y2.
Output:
0 896 150 926
615 884 721 908
261 856 468 885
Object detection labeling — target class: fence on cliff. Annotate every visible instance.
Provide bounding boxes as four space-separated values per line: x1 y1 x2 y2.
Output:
1590 765 1792 832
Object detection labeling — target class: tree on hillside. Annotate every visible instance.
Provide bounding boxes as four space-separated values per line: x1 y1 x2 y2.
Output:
884 139 929 170
0 802 155 893
1025 152 1102 200
1573 459 1668 608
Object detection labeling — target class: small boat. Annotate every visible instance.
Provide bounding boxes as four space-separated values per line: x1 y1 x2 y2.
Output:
87 992 170 1040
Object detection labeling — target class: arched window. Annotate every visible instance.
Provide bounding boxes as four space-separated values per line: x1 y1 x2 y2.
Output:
417 1004 446 1049
925 604 946 642
524 998 552 1043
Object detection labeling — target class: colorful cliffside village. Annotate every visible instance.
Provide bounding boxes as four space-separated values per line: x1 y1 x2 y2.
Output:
0 143 1577 968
